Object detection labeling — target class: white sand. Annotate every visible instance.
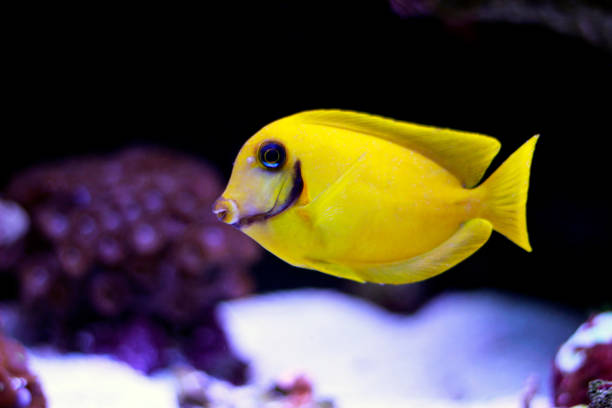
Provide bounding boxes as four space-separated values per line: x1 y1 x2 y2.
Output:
28 289 582 408
219 289 581 407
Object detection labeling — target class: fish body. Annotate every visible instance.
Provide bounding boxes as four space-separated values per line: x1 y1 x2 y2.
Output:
214 110 537 284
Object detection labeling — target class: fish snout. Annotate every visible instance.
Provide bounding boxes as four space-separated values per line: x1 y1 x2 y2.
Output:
212 197 240 225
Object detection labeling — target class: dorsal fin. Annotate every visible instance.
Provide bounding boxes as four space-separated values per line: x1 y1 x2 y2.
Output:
290 110 501 188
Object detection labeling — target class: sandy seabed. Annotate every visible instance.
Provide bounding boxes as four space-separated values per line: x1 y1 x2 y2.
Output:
29 289 582 408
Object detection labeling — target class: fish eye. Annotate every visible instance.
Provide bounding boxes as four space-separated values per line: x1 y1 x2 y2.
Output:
258 142 286 170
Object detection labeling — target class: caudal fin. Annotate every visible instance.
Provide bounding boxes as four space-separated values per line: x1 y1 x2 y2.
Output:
478 135 539 252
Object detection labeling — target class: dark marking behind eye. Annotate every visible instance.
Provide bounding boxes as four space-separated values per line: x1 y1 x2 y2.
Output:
234 160 303 228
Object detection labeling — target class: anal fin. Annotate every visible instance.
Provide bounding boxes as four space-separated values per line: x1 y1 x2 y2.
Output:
354 218 493 285
303 259 366 283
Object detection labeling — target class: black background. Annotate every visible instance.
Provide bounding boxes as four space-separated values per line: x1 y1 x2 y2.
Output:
3 2 611 311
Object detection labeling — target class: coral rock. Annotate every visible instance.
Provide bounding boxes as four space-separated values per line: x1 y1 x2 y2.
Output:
389 0 612 51
0 199 29 270
588 379 612 408
0 332 45 408
553 312 612 407
176 367 335 408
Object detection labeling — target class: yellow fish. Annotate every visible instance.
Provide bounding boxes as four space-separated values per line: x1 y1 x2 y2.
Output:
213 110 538 284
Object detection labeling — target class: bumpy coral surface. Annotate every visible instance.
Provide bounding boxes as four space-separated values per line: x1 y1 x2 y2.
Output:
0 332 45 408
588 379 612 408
553 312 612 407
0 199 29 271
1 148 260 384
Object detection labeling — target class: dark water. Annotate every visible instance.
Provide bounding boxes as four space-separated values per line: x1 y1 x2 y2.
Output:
3 2 611 310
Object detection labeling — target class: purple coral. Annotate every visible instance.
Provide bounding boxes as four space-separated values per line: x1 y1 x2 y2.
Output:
0 199 29 270
1 147 260 383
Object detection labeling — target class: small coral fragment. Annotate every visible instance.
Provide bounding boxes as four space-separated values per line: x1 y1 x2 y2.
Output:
0 332 46 408
588 379 612 408
177 368 335 408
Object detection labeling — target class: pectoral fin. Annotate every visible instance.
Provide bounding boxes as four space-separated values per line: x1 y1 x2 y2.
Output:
353 218 493 284
295 152 367 230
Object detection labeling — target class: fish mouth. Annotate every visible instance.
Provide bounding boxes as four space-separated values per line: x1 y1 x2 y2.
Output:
233 160 303 229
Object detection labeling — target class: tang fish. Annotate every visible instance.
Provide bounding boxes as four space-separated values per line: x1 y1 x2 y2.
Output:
213 110 538 284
